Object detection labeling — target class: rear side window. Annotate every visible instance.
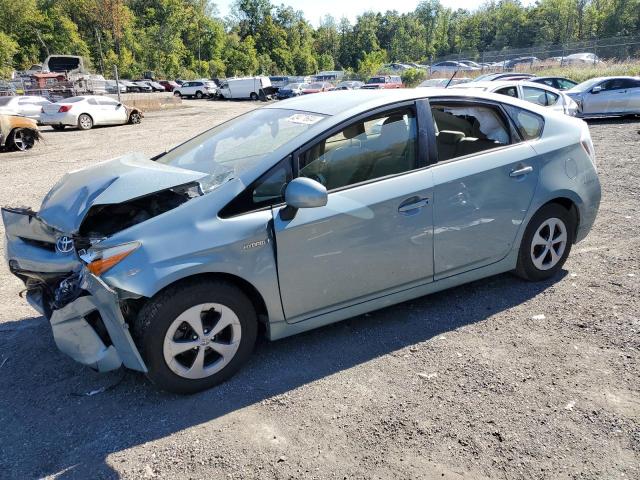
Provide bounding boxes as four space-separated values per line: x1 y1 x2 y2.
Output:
504 105 544 140
431 103 511 162
522 86 552 106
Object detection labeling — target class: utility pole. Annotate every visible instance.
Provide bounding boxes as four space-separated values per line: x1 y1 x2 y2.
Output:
114 65 122 103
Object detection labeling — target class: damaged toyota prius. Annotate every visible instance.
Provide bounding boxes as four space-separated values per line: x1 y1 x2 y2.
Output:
3 90 601 393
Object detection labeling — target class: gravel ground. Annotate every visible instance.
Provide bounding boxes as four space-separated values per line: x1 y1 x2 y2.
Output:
0 101 638 480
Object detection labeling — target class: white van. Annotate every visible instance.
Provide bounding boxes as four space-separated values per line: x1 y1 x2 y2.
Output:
218 76 274 100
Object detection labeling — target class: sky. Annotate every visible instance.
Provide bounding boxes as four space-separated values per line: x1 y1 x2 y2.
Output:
215 0 536 26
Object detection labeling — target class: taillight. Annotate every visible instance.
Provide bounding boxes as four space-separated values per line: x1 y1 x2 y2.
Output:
58 105 72 113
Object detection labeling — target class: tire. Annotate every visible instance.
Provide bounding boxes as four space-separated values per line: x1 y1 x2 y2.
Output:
77 113 93 130
195 90 203 99
250 92 259 101
515 203 575 281
129 111 142 124
8 128 36 151
52 125 66 131
134 280 258 394
174 91 182 97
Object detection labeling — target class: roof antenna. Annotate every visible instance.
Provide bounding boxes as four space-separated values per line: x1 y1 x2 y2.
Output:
445 68 458 88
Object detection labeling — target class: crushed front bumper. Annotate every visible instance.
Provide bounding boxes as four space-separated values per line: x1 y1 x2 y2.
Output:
47 272 147 372
2 207 147 373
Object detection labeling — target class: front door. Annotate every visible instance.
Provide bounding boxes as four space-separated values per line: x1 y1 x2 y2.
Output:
429 101 540 279
273 105 435 322
583 79 627 115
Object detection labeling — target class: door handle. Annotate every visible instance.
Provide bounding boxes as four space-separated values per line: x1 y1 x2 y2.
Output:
398 197 429 213
509 165 533 177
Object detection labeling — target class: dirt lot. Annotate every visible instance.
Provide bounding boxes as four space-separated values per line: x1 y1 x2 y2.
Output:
0 101 638 480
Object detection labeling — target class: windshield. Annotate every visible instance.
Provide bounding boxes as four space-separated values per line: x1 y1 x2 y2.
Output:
0 97 13 106
367 77 385 84
569 78 602 92
156 108 327 191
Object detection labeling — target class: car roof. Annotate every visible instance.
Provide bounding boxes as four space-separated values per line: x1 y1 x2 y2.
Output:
264 88 552 117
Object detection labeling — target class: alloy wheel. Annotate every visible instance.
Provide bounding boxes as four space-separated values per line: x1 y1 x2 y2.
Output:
162 303 242 380
11 129 34 151
530 217 568 271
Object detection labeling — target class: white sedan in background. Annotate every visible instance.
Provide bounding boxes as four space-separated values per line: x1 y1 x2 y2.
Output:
452 81 579 116
40 95 143 130
0 95 52 122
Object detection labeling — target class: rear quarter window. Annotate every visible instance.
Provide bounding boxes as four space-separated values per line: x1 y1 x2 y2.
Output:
504 105 544 140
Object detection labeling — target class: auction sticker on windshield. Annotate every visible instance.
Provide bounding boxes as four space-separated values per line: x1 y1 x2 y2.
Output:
286 113 324 125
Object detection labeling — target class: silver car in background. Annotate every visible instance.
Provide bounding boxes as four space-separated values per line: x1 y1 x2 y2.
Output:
565 76 640 117
2 89 600 393
0 95 52 122
452 80 579 116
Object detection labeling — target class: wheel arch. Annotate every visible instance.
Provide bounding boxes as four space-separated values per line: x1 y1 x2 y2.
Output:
530 196 580 242
78 112 94 126
140 272 269 327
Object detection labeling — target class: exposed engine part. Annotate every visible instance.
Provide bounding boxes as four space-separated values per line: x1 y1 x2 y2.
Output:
76 182 201 248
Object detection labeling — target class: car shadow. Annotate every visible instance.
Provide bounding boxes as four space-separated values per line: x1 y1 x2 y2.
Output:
0 270 566 479
584 115 640 125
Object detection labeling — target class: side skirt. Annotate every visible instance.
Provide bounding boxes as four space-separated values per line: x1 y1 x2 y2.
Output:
268 250 518 341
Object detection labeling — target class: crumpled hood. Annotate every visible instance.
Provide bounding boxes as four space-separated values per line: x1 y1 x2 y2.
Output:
38 152 208 234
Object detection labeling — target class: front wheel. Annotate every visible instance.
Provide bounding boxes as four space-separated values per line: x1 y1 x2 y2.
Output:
77 113 93 130
173 91 182 97
135 280 258 394
515 204 575 281
129 112 142 124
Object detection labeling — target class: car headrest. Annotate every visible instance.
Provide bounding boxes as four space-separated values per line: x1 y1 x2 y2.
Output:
343 123 365 139
437 130 465 144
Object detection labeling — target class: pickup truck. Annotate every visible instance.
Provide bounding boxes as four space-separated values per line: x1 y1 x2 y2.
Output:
360 75 403 89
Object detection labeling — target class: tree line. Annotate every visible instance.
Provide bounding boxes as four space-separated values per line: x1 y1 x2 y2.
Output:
0 0 638 80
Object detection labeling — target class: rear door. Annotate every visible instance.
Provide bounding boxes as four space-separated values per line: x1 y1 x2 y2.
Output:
273 102 435 322
619 78 640 113
429 100 540 279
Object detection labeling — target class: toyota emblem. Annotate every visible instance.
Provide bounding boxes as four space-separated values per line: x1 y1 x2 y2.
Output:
56 236 75 254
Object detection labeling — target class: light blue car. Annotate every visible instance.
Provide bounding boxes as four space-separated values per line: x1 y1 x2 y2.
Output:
2 89 601 393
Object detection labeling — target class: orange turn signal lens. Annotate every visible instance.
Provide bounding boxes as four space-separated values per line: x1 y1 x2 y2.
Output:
86 242 140 276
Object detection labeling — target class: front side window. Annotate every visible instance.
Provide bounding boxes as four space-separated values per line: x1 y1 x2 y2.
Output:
431 103 510 162
157 108 326 192
298 108 417 190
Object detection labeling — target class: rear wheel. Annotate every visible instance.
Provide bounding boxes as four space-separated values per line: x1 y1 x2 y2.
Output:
135 280 258 394
77 113 93 130
195 90 204 99
516 203 575 281
250 92 259 101
8 128 36 151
